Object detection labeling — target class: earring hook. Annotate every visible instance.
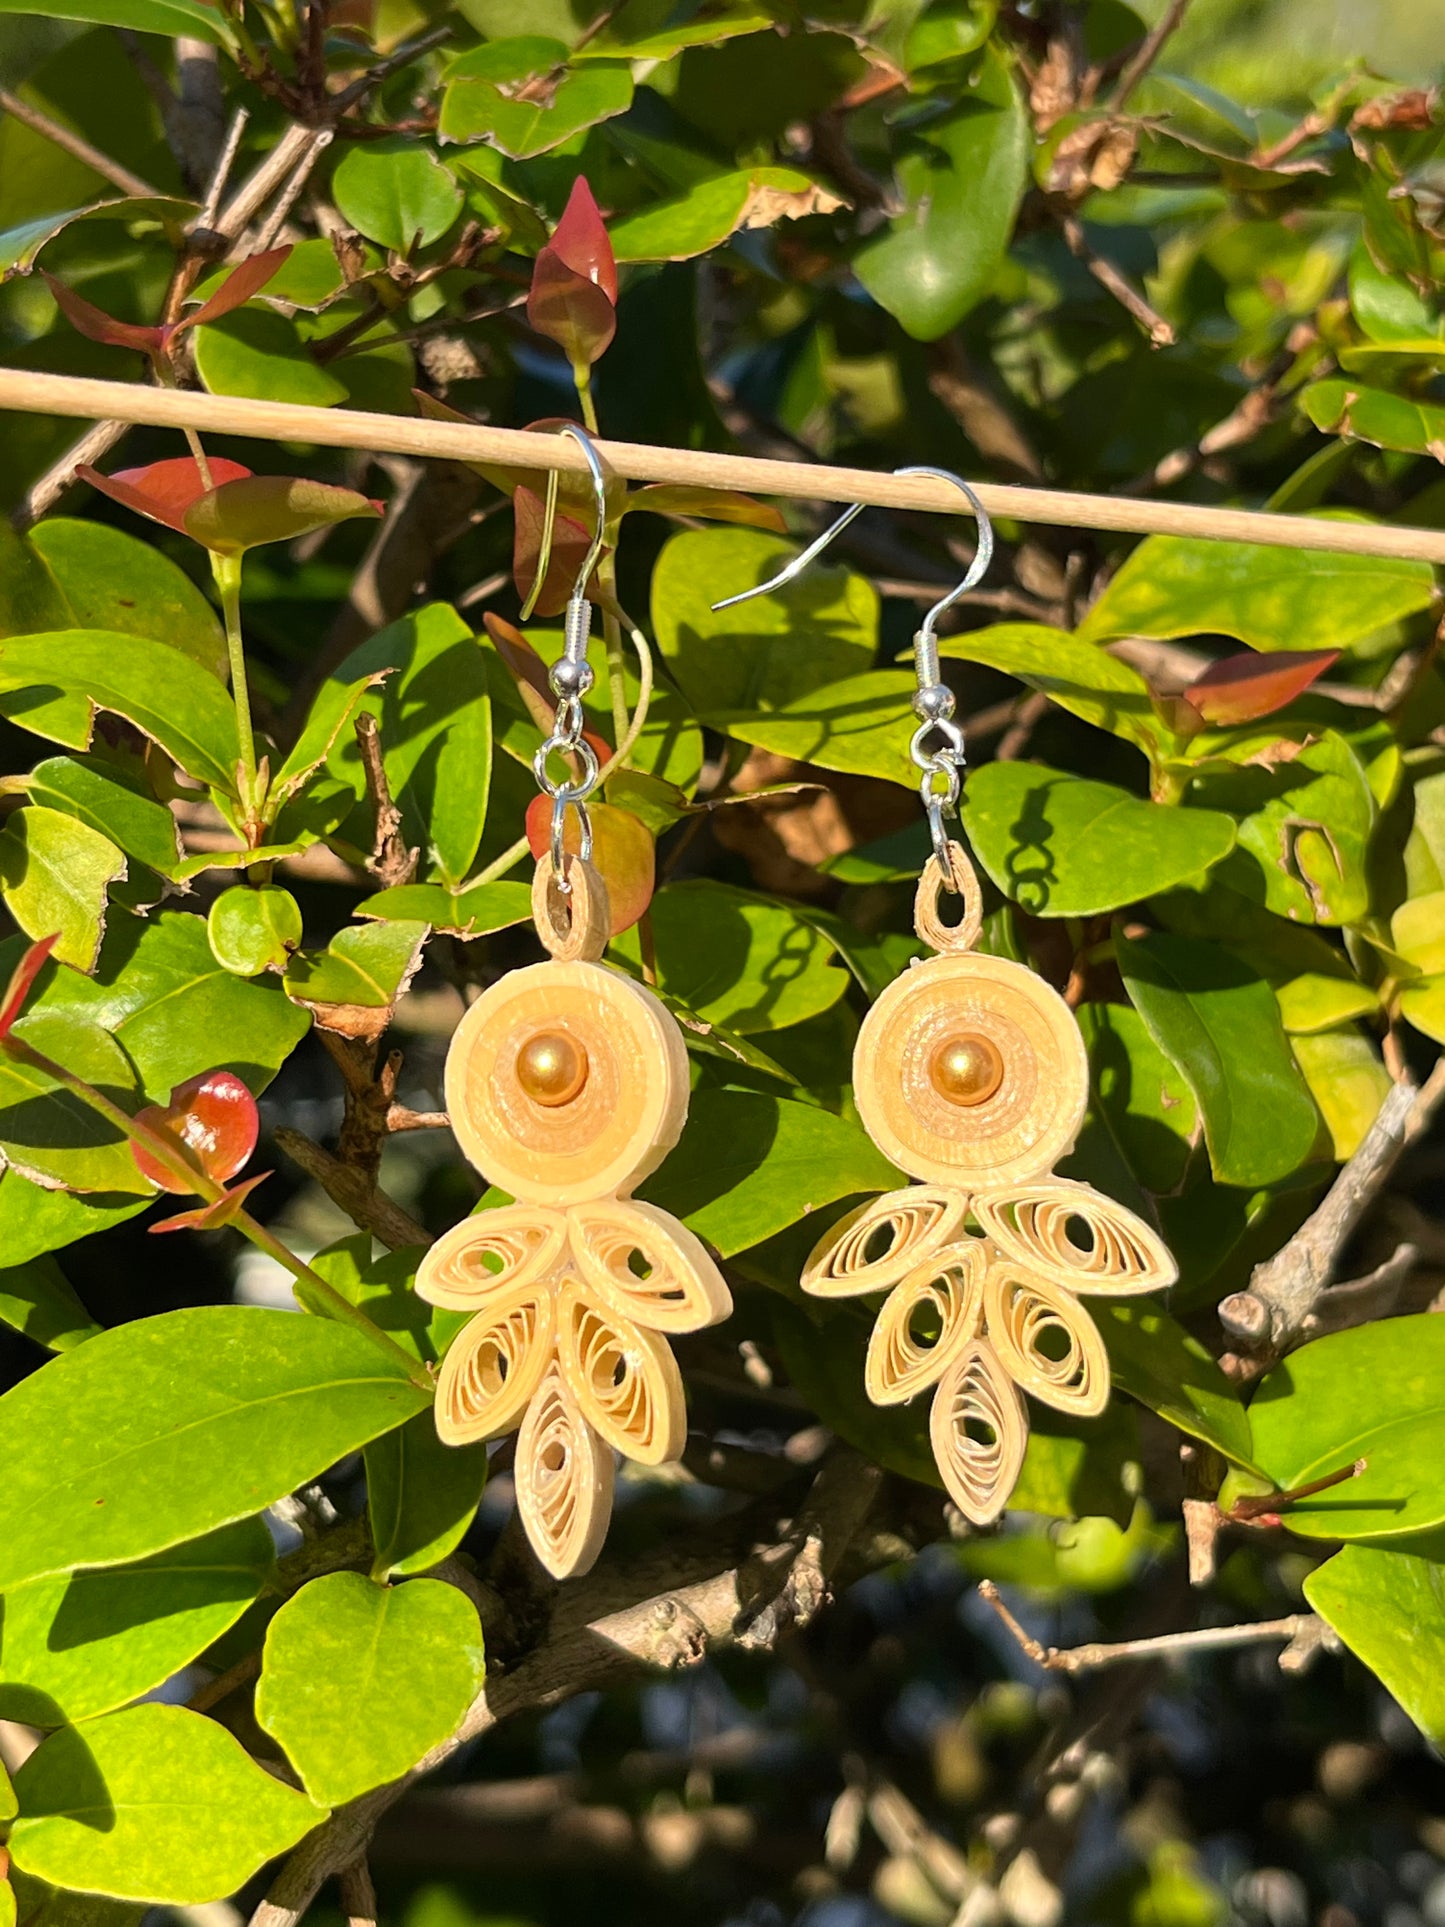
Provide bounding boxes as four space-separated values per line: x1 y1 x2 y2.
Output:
709 467 994 892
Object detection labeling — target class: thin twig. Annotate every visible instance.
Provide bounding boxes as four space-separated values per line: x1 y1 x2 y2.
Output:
355 712 418 889
187 1650 262 1714
1112 0 1191 109
338 1858 378 1927
197 105 250 230
979 1580 1330 1674
274 1127 429 1251
1058 212 1175 345
0 88 160 197
254 131 333 251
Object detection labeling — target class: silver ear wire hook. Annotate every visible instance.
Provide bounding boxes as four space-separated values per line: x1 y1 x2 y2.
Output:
532 422 610 890
710 467 994 892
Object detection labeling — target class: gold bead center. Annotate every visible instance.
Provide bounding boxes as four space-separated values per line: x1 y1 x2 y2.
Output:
516 1030 589 1108
929 1032 1004 1107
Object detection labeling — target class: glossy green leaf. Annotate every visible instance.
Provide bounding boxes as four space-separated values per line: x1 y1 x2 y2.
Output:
26 518 225 680
8 1704 323 1904
323 604 493 886
963 764 1236 916
285 920 428 1024
0 0 233 46
208 885 303 977
0 1516 274 1726
611 880 848 1034
725 670 918 785
256 1571 484 1806
1400 973 1445 1044
0 1757 12 1821
1302 377 1445 461
1077 1000 1199 1194
310 1236 448 1364
0 1254 99 1350
1291 1027 1390 1160
332 138 463 253
367 1409 488 1580
771 1296 937 1489
1009 1405 1140 1528
19 756 181 878
194 310 348 408
0 523 71 640
6 1872 141 1927
183 477 381 558
642 1089 903 1257
357 879 532 938
0 632 241 794
609 168 840 262
0 1305 430 1591
0 197 193 277
0 1174 144 1269
0 1009 146 1194
0 805 125 971
440 38 632 157
1099 1304 1258 1468
855 43 1029 339
1116 928 1320 1186
1251 1317 1445 1540
1393 888 1445 975
1305 1544 1445 1741
937 622 1161 755
1079 532 1436 655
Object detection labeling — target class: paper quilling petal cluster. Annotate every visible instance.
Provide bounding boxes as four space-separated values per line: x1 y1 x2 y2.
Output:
801 845 1177 1526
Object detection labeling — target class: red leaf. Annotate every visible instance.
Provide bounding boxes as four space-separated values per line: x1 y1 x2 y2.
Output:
0 933 58 1041
1183 649 1342 725
513 483 598 617
132 1068 260 1194
151 1170 270 1233
549 177 617 305
180 245 293 332
79 455 253 533
182 475 384 555
42 272 164 357
526 245 616 367
524 795 655 933
483 612 612 760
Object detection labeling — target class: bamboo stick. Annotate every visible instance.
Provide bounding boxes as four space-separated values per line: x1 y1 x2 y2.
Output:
3 366 1444 565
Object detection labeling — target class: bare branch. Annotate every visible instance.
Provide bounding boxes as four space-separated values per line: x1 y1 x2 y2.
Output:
355 712 418 889
339 1859 377 1927
1058 212 1175 345
274 1127 429 1250
978 1580 1333 1675
254 131 334 251
1112 0 1191 110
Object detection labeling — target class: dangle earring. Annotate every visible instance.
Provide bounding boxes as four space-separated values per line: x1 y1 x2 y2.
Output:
717 471 1176 1526
418 426 732 1579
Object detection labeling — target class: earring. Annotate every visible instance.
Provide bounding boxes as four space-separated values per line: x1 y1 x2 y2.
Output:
418 426 732 1580
716 471 1176 1526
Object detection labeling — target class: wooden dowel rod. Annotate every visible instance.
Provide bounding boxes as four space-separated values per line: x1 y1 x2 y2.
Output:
3 367 1444 565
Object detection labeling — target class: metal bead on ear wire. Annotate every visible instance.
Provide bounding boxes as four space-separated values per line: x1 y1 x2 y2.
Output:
418 424 732 1581
715 469 1177 1528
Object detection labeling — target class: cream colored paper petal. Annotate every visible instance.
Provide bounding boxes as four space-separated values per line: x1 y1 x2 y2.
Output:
433 1283 555 1445
415 1204 567 1311
557 1279 686 1466
801 1187 968 1298
515 1359 615 1580
929 1338 1029 1526
984 1262 1110 1418
973 1179 1176 1296
569 1198 732 1334
864 1239 986 1406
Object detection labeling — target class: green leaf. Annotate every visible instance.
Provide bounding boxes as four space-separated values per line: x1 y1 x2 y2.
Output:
332 139 463 254
193 310 349 408
1250 1317 1445 1540
440 39 633 157
6 1873 140 1927
771 1296 937 1488
323 605 493 886
725 670 918 785
652 527 876 721
1302 377 1445 461
641 1089 903 1257
1305 1544 1445 1741
610 880 848 1033
0 0 234 46
1077 1000 1199 1194
1099 1303 1258 1468
0 1009 146 1194
8 1704 323 1904
854 43 1029 339
0 1753 14 1822
19 756 182 879
0 197 193 279
1394 888 1445 974
963 764 1236 916
0 632 241 795
356 879 532 939
937 622 1162 756
0 1254 100 1350
0 523 71 639
609 167 840 262
208 884 303 977
0 1306 430 1591
366 1409 488 1580
0 1517 274 1726
1116 928 1320 1187
1291 1027 1390 1160
285 921 428 1034
0 805 125 971
0 1174 144 1270
27 518 225 680
1079 531 1437 655
272 666 385 806
1009 1405 1141 1528
1400 973 1445 1044
15 909 310 1101
256 1571 484 1806
1192 732 1376 927
311 1236 443 1364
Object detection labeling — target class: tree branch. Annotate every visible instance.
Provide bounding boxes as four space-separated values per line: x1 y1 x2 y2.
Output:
1112 0 1191 109
274 1127 429 1250
978 1580 1336 1675
355 713 417 889
248 1449 885 1927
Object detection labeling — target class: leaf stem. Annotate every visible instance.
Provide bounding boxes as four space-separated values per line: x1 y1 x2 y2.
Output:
0 1033 434 1392
212 552 262 825
466 832 532 888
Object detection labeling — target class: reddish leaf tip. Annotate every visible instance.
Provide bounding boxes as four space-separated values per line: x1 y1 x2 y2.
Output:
0 932 59 1041
1183 649 1343 725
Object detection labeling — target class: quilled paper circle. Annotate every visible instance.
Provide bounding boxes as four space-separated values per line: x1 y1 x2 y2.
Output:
852 952 1088 1188
443 960 689 1204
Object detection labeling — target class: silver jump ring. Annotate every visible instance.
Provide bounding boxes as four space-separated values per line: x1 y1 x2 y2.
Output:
533 734 601 802
909 717 967 775
550 795 593 886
